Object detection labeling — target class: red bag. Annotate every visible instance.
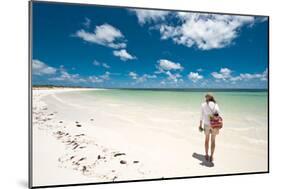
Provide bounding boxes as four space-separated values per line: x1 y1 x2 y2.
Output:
207 103 223 129
210 115 223 129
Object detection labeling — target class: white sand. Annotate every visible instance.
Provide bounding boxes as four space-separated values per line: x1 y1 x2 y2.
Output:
32 88 268 187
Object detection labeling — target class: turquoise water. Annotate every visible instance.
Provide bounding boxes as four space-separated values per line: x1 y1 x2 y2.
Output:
80 89 268 129
82 89 267 112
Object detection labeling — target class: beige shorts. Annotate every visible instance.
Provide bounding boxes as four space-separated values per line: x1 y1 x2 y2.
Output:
204 124 219 136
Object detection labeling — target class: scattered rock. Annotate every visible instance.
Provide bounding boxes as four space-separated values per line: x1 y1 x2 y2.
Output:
59 121 63 123
90 118 94 121
120 160 127 164
114 153 126 157
73 144 79 150
97 155 106 160
113 176 118 181
76 124 82 127
78 157 86 162
82 166 87 172
133 161 139 164
75 134 85 137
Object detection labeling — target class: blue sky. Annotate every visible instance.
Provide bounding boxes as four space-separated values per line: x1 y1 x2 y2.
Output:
32 2 269 89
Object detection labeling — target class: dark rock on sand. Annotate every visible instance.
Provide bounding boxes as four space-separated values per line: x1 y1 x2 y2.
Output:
76 124 82 127
82 166 87 172
78 157 86 162
120 160 127 164
73 144 79 150
97 155 106 160
114 153 126 157
133 161 139 164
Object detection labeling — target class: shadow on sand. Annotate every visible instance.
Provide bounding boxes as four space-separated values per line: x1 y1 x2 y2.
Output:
192 152 214 167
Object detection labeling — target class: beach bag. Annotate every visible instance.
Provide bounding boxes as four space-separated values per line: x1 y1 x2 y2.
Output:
208 103 223 129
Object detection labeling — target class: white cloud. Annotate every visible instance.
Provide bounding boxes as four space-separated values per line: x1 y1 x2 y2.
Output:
99 71 110 80
88 72 110 83
129 71 138 79
159 13 255 50
188 72 203 82
129 71 157 83
137 74 157 83
49 69 86 83
157 59 183 71
102 63 110 69
75 23 126 49
211 68 232 80
231 69 268 82
113 49 136 61
129 9 170 25
212 68 268 83
93 60 110 69
166 71 182 83
32 59 56 75
88 76 103 83
155 59 183 83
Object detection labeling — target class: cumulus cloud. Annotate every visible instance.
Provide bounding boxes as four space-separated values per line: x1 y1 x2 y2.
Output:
49 69 86 83
32 59 57 75
88 72 110 83
129 71 157 83
129 9 170 25
188 72 203 82
113 49 136 61
88 76 103 83
231 69 268 82
158 13 255 50
129 71 138 79
212 68 268 82
166 71 182 83
75 23 126 49
211 68 232 80
155 59 183 83
157 59 183 71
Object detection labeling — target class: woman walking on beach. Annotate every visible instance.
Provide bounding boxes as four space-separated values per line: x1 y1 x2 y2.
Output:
199 93 222 162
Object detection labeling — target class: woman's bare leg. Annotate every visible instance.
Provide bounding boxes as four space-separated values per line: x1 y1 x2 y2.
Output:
210 134 216 162
205 134 210 160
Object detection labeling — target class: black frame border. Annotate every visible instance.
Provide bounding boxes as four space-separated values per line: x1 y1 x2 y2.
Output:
28 0 270 188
